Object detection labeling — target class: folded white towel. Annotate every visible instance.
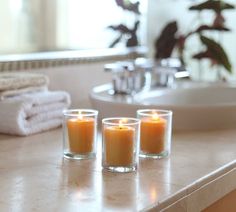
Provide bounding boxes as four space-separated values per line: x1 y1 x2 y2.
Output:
0 91 71 136
0 72 49 91
0 85 48 100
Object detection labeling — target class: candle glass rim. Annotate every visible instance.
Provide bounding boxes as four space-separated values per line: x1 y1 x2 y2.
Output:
63 109 98 117
137 109 172 117
102 117 140 126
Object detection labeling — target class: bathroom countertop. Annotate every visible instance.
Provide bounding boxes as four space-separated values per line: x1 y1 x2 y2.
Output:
0 128 236 211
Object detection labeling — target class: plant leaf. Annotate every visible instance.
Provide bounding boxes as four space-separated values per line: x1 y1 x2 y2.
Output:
107 24 131 34
193 51 211 60
194 35 232 73
154 21 178 59
213 13 226 28
196 25 230 33
115 0 140 14
109 35 123 48
133 20 140 32
126 34 138 47
189 0 235 12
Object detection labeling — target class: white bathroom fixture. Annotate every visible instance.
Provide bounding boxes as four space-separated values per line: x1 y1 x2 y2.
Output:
90 81 236 131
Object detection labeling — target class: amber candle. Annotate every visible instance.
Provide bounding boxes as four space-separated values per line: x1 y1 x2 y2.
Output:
140 115 166 154
63 109 98 160
137 109 172 159
102 118 140 173
67 117 94 154
104 125 134 166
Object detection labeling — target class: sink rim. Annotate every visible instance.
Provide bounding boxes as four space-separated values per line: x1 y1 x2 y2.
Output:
90 81 236 109
90 81 236 131
134 87 236 108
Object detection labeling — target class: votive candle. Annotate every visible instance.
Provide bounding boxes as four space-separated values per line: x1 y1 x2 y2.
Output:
63 109 98 160
137 109 172 158
102 117 140 173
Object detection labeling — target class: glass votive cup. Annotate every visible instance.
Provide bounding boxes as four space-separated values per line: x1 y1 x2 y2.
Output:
137 109 172 159
63 109 98 160
102 117 140 173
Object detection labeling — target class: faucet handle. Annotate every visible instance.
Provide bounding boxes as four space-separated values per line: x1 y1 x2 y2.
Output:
104 61 136 95
104 61 134 72
104 63 120 72
134 57 154 71
153 58 190 87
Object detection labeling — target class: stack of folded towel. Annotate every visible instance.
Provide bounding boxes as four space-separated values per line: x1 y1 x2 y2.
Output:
0 72 71 136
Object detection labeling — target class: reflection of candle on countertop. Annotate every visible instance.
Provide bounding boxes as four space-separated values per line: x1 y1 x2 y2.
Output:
104 120 134 166
67 112 95 154
140 112 166 154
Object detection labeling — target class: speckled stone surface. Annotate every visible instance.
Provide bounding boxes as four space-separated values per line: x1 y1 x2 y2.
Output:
0 128 236 211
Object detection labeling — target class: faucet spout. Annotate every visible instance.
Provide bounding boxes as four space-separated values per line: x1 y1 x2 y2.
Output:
152 58 190 88
104 59 152 95
104 57 190 95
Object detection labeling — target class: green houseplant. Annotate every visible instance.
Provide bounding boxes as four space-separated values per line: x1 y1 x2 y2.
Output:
154 0 235 81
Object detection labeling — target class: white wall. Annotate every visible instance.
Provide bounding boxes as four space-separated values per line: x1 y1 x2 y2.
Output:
32 62 112 108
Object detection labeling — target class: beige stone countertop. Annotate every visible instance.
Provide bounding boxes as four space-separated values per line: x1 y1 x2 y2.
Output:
0 128 236 211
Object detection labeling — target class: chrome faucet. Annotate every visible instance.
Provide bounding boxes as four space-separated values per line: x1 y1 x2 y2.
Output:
104 57 189 95
153 58 190 87
104 60 151 95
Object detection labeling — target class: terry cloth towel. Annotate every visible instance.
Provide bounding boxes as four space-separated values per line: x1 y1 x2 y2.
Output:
0 91 71 136
0 85 48 100
0 72 49 91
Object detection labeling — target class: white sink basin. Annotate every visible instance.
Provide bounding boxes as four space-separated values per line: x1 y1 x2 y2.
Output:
90 81 236 131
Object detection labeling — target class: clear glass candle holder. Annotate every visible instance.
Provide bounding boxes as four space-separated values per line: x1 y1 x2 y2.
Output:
102 117 140 173
137 109 172 159
63 109 98 160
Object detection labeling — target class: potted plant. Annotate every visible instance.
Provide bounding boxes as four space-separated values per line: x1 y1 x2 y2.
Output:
154 0 235 81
